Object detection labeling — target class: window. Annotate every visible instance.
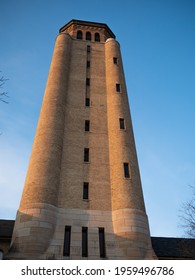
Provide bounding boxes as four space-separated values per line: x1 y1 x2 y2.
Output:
99 228 106 258
82 227 88 257
86 78 90 86
0 250 3 260
95 32 100 42
84 148 89 162
124 162 130 178
86 32 91 41
87 45 91 52
63 226 71 256
77 30 83 40
87 60 90 68
113 57 118 64
85 98 90 107
85 120 90 132
83 182 89 199
116 83 120 92
119 118 125 129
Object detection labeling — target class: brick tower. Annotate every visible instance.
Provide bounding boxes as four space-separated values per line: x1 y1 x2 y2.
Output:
8 20 156 259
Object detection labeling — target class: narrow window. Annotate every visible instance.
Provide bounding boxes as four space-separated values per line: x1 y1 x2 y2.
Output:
84 148 89 162
87 45 91 52
95 32 100 42
77 30 83 39
124 162 130 178
63 226 71 256
87 60 90 68
85 98 90 107
116 83 120 92
85 120 90 132
113 57 118 64
86 32 91 41
86 78 90 86
0 250 4 260
83 182 89 199
82 227 88 257
119 118 125 129
99 228 106 258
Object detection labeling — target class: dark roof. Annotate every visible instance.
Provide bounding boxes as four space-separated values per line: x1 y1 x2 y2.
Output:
0 219 15 238
152 237 195 259
59 19 116 39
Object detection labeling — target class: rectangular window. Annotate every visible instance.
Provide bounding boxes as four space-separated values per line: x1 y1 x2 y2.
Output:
84 148 89 162
113 57 118 64
63 226 71 256
85 98 90 107
87 45 91 52
85 120 90 132
83 182 89 199
82 227 88 257
99 228 106 258
86 78 90 86
116 83 120 92
119 118 125 129
124 162 130 178
87 61 90 68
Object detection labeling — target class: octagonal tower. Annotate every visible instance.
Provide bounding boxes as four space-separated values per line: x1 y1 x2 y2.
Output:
8 20 156 259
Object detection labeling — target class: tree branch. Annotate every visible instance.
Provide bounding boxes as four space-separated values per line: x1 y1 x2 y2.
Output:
0 73 9 104
179 186 195 238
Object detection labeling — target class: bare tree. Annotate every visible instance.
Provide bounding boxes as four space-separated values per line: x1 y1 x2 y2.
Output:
0 72 9 104
179 186 195 238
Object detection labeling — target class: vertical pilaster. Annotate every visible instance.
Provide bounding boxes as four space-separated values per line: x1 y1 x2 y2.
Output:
105 38 145 211
105 38 156 259
9 33 72 259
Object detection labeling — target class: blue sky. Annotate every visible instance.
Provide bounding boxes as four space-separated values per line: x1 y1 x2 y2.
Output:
0 0 195 237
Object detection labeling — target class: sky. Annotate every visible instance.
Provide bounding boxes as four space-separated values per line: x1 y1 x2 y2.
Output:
0 0 195 238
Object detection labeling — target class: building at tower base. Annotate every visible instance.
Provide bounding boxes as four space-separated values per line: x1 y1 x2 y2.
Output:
6 20 156 260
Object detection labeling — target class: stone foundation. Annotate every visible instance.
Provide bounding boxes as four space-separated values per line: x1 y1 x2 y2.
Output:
8 204 156 259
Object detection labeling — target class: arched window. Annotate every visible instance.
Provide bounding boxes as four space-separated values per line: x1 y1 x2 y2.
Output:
77 30 83 39
86 32 91 41
95 32 100 42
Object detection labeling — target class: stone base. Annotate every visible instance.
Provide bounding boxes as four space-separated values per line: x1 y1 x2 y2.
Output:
6 204 156 259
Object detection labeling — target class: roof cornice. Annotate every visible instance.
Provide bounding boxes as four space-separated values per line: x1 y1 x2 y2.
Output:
59 19 116 39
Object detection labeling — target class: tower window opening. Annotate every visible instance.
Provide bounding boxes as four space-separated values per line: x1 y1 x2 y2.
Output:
82 227 88 257
87 45 91 52
99 228 106 258
0 250 4 260
84 148 89 162
119 118 125 129
63 226 71 256
113 57 118 64
87 60 90 68
86 32 91 41
77 30 83 40
124 162 130 178
85 120 90 132
85 98 90 107
83 182 89 199
95 32 100 42
86 78 90 86
116 83 120 92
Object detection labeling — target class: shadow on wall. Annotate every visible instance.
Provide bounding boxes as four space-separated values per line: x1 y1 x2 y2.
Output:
1 208 155 260
5 206 57 260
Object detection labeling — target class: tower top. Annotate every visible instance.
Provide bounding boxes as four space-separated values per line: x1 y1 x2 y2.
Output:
59 19 116 41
